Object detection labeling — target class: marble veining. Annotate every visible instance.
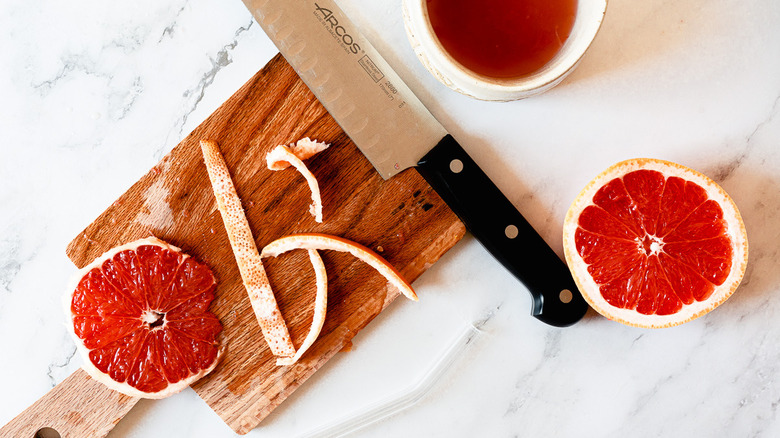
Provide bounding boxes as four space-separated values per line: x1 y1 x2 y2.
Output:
45 345 76 388
2 0 780 437
174 19 255 145
0 236 23 295
713 94 780 182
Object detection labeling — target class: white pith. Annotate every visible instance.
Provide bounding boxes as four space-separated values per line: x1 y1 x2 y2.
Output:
64 236 221 399
142 309 165 326
642 235 664 256
563 159 749 329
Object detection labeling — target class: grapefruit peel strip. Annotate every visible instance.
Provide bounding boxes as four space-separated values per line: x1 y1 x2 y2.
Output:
270 137 330 168
261 233 419 302
200 139 295 358
266 138 330 223
272 249 328 366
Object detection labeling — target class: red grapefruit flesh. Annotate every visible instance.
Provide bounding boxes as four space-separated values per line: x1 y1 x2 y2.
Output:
563 159 748 328
66 237 222 398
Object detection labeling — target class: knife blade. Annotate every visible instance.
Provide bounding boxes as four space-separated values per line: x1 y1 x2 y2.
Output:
242 0 588 327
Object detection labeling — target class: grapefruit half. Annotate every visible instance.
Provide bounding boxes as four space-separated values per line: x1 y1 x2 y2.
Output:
65 237 223 398
563 158 748 328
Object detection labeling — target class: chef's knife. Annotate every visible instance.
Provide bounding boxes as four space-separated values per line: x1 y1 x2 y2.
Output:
242 0 588 327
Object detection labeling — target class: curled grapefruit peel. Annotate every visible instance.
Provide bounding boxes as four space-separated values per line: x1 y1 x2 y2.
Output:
562 158 748 328
200 140 295 358
202 139 415 365
65 236 222 399
269 137 330 167
266 138 330 223
261 234 418 302
265 249 328 366
260 234 418 365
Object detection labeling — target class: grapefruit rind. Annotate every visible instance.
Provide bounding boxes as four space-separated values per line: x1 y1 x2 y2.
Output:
266 140 329 223
562 158 748 328
267 137 330 170
64 236 222 399
200 139 296 358
261 233 418 302
267 249 329 366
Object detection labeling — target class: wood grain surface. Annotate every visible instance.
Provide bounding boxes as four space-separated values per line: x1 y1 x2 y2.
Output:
63 54 465 434
0 369 138 438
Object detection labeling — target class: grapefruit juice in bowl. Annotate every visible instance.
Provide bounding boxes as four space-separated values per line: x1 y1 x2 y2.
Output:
403 0 608 101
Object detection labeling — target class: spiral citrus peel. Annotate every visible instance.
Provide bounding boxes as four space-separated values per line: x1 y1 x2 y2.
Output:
201 139 416 365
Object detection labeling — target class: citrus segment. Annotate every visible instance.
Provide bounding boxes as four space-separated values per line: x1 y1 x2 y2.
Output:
66 237 222 398
563 158 748 328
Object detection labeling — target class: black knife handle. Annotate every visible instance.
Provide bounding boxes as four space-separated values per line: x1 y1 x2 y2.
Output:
416 135 588 327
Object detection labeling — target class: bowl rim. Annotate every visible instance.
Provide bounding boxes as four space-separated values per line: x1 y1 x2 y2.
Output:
402 0 609 100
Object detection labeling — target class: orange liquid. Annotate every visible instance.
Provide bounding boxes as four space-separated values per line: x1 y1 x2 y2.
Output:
426 0 577 79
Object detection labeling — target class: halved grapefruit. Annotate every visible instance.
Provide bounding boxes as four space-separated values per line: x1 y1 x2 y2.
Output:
65 237 223 398
563 158 748 328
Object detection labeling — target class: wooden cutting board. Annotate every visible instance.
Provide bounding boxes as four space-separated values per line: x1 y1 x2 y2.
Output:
58 54 464 434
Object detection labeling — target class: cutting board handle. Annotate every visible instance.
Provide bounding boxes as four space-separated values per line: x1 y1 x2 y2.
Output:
416 134 589 327
0 368 139 438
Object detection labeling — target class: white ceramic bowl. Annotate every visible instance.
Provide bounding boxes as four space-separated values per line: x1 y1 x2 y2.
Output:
402 0 608 101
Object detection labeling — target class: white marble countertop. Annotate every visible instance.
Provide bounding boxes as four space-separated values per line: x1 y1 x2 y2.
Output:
2 0 779 437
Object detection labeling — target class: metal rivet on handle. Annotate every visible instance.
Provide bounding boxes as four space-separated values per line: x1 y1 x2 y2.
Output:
504 225 518 239
449 159 463 173
559 289 573 304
